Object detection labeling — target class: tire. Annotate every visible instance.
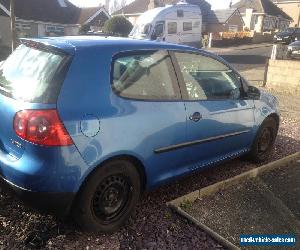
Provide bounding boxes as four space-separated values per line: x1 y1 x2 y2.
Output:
72 159 141 233
248 117 278 163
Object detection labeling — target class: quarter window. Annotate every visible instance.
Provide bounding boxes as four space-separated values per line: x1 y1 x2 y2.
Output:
168 22 177 34
112 51 180 100
174 52 242 100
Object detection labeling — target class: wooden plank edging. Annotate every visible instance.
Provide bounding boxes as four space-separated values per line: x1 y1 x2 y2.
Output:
167 152 300 249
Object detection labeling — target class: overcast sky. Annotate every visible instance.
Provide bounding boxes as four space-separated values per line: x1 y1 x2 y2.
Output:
69 0 240 10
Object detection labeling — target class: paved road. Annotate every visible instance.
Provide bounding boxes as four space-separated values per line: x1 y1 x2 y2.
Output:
213 45 273 71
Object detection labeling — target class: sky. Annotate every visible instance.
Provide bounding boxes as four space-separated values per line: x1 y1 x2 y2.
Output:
69 0 240 10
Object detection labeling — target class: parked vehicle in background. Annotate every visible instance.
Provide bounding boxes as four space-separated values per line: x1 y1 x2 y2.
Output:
287 41 300 59
129 2 202 48
273 27 300 44
0 36 280 233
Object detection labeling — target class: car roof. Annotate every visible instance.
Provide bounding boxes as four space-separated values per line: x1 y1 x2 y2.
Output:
23 36 201 55
290 41 300 46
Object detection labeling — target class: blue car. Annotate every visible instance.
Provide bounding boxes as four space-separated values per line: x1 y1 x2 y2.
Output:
0 37 279 232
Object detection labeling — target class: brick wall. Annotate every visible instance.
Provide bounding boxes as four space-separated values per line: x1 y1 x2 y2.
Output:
267 59 300 92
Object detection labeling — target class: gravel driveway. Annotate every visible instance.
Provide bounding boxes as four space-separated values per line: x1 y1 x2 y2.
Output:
0 88 299 250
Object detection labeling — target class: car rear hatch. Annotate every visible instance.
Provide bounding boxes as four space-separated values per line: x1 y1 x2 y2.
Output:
0 40 72 160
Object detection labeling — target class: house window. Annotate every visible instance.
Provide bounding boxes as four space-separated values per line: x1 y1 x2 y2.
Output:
168 22 177 34
16 23 31 30
183 22 193 31
46 25 65 36
16 22 32 38
228 25 238 32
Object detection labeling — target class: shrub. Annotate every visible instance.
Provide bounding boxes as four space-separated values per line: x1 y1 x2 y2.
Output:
79 24 90 34
103 16 133 37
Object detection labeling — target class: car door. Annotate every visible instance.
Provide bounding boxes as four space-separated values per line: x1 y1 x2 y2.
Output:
107 50 189 187
171 51 255 169
180 20 200 46
166 21 180 44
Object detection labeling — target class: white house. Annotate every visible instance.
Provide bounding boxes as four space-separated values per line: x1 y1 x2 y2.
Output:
0 0 110 47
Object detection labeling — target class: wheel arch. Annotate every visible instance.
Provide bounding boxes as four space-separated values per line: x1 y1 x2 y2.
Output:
251 112 280 148
78 154 147 194
266 113 280 132
69 154 148 216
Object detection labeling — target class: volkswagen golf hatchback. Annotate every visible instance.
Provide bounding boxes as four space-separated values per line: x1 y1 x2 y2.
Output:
0 37 279 232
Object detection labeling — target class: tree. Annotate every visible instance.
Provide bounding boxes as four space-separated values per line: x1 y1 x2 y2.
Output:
103 16 133 37
79 24 91 34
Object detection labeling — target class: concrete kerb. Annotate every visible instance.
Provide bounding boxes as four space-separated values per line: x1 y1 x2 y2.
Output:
167 152 300 249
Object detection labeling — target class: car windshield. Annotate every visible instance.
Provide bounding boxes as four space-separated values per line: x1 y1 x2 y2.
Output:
282 28 295 33
0 44 68 103
130 23 152 37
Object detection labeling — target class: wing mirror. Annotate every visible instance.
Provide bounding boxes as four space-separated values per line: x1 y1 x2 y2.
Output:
246 85 261 100
238 75 260 100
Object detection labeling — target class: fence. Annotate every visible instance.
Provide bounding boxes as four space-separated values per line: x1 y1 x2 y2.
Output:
208 31 274 47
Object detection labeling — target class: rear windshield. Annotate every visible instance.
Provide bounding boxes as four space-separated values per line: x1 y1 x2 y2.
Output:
0 44 69 103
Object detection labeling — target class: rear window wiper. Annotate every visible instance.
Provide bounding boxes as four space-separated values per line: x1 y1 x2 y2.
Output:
0 84 13 95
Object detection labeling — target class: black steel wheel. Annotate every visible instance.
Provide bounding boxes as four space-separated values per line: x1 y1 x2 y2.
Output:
248 117 278 163
73 159 141 232
92 175 132 223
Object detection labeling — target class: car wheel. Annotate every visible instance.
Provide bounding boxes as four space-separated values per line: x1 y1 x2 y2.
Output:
72 159 141 233
248 117 278 163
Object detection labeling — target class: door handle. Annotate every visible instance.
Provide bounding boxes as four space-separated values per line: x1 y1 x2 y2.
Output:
189 112 202 122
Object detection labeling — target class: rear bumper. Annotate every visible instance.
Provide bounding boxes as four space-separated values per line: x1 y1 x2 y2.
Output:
0 174 75 217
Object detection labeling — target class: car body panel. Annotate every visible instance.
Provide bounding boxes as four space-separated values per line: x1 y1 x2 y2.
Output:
253 88 280 130
274 28 300 44
184 99 255 166
287 41 300 58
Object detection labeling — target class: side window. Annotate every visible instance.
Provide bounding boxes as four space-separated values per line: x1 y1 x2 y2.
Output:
174 52 242 101
142 23 152 35
153 22 164 38
168 22 177 34
112 51 180 100
183 22 192 31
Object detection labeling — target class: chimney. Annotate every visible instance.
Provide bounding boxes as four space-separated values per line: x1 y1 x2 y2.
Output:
148 0 163 10
105 0 109 10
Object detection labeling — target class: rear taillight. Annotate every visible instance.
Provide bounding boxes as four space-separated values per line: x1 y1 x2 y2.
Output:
14 109 73 146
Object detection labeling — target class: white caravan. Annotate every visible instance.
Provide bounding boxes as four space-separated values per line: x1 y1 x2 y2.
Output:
129 2 203 48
